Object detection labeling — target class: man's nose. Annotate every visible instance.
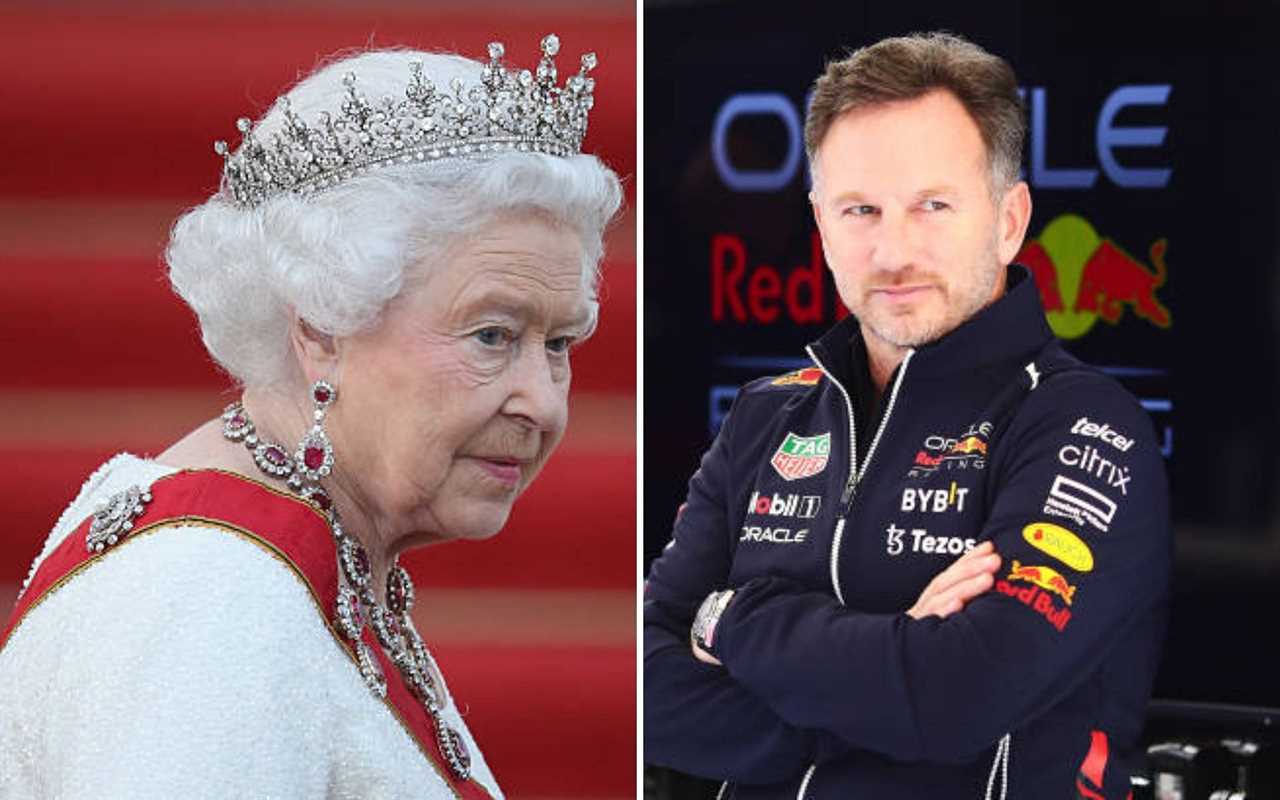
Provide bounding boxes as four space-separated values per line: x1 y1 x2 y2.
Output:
867 210 915 272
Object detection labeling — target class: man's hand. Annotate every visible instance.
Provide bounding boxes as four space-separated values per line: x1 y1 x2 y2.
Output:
692 637 722 665
907 541 1001 620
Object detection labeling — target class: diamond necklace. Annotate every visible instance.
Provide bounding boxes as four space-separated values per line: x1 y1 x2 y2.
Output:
220 400 472 780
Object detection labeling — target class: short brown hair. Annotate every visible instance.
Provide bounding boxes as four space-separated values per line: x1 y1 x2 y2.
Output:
805 32 1025 192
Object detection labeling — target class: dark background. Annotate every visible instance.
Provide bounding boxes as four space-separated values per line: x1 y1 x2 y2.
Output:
644 0 1280 731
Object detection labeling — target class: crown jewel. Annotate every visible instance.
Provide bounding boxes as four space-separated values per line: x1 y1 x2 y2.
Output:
215 34 598 208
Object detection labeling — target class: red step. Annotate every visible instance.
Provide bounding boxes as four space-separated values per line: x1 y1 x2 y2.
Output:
0 9 635 202
432 643 634 797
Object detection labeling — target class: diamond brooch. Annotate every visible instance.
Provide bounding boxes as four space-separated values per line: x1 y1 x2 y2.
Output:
85 485 152 554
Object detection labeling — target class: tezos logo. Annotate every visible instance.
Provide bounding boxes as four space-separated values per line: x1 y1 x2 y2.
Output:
885 524 976 557
747 491 822 519
770 432 831 481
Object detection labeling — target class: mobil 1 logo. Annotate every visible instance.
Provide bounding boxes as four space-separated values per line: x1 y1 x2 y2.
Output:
746 490 822 519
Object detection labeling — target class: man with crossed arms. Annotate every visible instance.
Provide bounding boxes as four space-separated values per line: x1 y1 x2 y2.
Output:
644 32 1170 800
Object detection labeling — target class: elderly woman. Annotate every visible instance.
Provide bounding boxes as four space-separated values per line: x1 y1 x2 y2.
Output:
0 36 620 798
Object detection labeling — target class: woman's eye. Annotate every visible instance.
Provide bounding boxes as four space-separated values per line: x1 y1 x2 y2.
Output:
473 327 510 347
546 335 575 354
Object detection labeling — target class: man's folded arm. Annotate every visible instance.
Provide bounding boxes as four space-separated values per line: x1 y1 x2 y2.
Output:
644 399 843 783
708 379 1171 764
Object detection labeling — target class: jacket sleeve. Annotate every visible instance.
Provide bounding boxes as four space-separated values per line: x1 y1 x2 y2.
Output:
644 397 842 783
707 374 1172 764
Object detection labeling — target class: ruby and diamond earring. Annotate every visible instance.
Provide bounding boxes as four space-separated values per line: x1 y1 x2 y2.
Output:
292 380 337 488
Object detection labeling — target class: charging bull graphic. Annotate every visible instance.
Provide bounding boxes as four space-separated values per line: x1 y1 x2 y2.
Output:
1018 214 1171 340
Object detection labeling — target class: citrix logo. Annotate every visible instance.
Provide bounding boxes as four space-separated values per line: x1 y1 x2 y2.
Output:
1058 444 1131 495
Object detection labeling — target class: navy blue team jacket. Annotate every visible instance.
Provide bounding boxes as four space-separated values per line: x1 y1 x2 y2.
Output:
644 267 1171 799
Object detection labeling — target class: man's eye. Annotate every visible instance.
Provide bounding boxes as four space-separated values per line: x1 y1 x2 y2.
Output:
546 336 575 354
923 199 950 211
844 205 878 217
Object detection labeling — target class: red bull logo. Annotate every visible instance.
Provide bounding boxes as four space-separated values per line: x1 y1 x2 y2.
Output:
771 367 823 387
950 436 988 456
995 577 1073 632
1007 560 1077 606
1017 214 1171 340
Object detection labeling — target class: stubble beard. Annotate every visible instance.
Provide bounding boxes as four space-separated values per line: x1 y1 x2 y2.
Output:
851 239 1004 350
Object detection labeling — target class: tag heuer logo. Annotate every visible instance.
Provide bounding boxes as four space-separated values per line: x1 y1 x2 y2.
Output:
771 432 831 481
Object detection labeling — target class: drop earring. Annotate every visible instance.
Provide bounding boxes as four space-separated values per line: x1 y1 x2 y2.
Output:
291 380 337 489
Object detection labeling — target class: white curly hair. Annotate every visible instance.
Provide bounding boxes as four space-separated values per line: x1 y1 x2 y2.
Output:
167 48 623 388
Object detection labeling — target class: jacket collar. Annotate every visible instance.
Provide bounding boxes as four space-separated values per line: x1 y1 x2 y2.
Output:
808 265 1054 383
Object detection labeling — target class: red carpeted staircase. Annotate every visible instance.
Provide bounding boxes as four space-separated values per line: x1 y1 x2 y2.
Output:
0 7 635 798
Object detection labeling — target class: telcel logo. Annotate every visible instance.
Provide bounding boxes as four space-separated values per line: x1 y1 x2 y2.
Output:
1071 417 1134 452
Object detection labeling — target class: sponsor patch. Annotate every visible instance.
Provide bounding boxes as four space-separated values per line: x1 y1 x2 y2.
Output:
1023 521 1094 572
770 367 823 387
1071 416 1135 452
739 525 808 544
770 432 831 481
1007 560 1077 605
1058 444 1131 495
906 420 993 478
993 581 1075 629
1043 475 1117 533
900 481 970 513
747 491 821 519
885 523 976 557
995 579 1072 631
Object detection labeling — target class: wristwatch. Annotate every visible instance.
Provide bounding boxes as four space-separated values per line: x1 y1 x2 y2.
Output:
691 589 735 653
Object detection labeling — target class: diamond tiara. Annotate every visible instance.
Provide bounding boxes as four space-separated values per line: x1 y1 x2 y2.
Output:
214 34 598 208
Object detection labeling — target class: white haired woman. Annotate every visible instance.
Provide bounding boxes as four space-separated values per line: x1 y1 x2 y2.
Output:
0 36 620 799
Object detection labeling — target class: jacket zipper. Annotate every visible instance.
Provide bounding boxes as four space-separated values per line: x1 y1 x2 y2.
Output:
804 346 914 606
795 345 913 798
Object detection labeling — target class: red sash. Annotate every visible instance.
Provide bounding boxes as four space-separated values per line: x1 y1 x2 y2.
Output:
2 469 492 800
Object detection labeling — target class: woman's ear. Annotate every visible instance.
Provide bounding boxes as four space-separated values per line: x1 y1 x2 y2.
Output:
289 313 340 384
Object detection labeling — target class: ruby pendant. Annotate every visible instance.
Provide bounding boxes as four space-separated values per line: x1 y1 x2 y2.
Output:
295 425 333 481
303 445 325 470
